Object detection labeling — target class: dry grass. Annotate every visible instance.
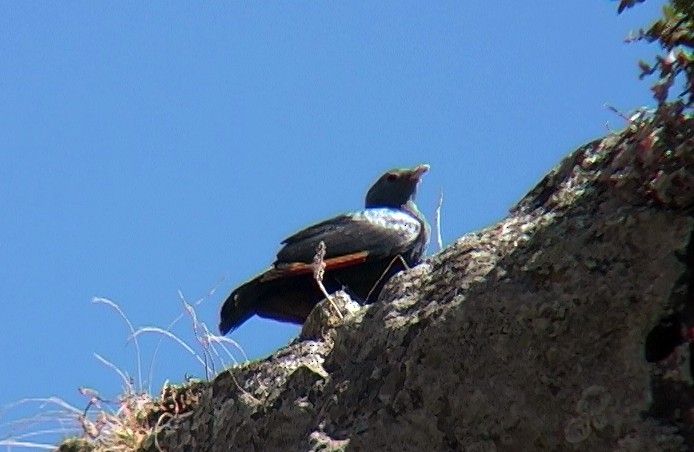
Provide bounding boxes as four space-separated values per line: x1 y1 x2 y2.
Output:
434 189 444 252
1 283 246 451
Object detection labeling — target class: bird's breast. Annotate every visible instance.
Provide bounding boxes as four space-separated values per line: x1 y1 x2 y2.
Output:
351 208 421 237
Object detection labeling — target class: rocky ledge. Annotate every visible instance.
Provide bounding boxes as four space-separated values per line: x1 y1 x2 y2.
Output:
66 106 694 452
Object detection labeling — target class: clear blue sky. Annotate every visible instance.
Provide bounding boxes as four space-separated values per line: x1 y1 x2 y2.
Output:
0 1 666 447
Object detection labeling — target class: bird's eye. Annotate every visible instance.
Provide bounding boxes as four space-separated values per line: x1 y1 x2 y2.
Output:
386 173 398 181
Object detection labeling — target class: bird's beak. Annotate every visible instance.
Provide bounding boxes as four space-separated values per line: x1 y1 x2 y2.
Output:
410 164 430 180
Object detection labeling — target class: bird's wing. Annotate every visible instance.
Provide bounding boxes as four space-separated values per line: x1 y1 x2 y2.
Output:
275 208 421 267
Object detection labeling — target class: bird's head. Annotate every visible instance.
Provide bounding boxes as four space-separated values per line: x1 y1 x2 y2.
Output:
365 164 429 209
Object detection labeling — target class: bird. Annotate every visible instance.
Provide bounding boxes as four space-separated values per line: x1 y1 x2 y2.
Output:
219 164 430 335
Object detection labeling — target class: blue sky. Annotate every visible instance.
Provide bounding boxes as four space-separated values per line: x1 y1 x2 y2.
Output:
1 1 666 447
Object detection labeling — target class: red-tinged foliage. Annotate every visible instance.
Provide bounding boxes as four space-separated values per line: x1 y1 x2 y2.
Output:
621 0 694 107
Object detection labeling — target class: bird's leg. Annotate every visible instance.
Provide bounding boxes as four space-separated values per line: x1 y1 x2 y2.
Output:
312 241 344 319
365 254 410 301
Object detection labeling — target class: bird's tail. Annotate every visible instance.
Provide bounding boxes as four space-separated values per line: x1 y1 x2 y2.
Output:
219 269 322 335
218 276 264 335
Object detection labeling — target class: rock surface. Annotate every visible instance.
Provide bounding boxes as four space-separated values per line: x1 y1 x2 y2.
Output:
146 114 694 451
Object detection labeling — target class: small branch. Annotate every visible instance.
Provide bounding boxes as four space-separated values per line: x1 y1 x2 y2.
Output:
312 241 343 319
434 189 444 251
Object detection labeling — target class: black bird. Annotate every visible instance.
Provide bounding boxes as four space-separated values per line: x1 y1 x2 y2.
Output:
219 164 430 335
